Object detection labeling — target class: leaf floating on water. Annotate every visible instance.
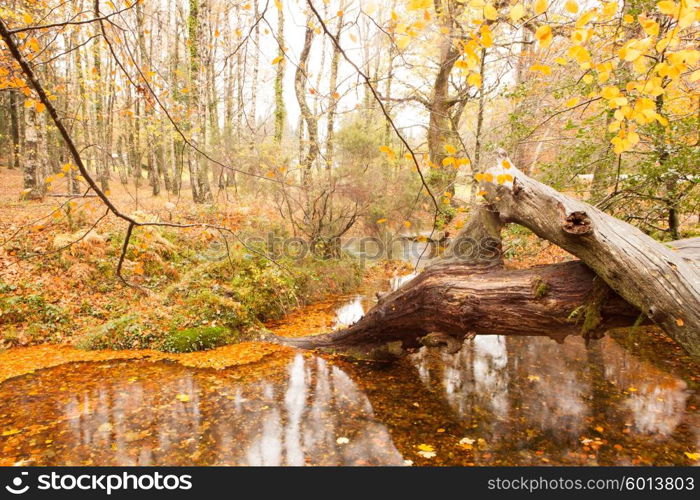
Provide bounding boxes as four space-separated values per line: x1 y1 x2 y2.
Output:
417 443 434 452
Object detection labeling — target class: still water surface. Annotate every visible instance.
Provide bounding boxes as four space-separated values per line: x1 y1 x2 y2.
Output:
0 284 697 466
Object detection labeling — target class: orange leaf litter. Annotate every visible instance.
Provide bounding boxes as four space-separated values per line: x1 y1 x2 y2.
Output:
0 342 294 384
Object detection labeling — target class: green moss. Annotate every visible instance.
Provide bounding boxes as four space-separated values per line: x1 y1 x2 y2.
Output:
531 277 551 299
161 326 232 353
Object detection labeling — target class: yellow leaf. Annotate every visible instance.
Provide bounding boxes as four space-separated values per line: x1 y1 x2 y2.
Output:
509 4 525 23
534 0 547 15
571 28 590 45
656 1 678 16
23 12 33 24
565 0 578 14
595 426 604 432
565 97 580 107
479 27 493 48
501 159 511 169
176 393 191 402
2 428 21 436
271 56 284 65
275 0 283 10
444 144 457 154
582 74 594 84
407 0 431 10
376 218 387 224
403 221 412 228
396 35 410 50
417 443 434 452
379 145 396 159
676 318 684 326
601 86 621 99
535 25 552 48
467 72 482 87
601 2 618 19
530 64 551 75
442 156 455 166
685 452 699 461
35 102 46 112
575 10 595 28
483 4 498 21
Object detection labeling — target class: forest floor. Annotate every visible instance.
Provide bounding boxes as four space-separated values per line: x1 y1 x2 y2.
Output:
0 165 374 349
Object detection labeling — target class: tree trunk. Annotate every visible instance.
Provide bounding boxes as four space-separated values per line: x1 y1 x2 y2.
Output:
20 106 43 200
187 0 212 203
481 151 700 357
294 18 318 189
324 9 343 171
273 1 286 144
93 0 109 191
278 157 700 359
8 90 20 170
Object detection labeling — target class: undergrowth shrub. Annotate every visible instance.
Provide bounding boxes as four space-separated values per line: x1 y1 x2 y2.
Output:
76 314 158 350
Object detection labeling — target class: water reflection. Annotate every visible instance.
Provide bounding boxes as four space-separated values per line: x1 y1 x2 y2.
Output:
600 341 690 437
0 354 403 466
408 335 697 464
0 335 696 466
334 296 366 327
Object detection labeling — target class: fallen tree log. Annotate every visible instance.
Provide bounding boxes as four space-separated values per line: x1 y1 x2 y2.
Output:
279 240 695 358
277 151 700 359
480 150 700 357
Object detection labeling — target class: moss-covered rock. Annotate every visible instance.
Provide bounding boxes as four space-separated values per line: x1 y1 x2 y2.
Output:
160 326 233 353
